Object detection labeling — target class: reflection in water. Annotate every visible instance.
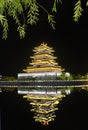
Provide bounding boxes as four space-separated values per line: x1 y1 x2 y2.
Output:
23 93 65 125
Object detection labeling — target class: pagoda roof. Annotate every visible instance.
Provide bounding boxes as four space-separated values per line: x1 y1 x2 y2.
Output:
33 43 54 52
30 54 57 59
21 42 64 74
34 50 54 55
29 60 58 66
23 66 64 73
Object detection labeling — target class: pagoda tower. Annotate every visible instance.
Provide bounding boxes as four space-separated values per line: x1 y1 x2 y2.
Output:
18 42 65 125
18 42 64 79
24 42 64 73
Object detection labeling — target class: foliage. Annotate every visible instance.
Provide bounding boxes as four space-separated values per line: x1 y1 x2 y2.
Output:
48 14 55 30
0 0 56 39
0 76 17 92
2 87 16 92
73 73 88 79
1 76 17 81
59 72 73 80
0 14 8 39
73 0 83 22
0 0 88 39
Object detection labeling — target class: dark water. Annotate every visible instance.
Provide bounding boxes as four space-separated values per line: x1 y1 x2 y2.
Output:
0 109 1 130
0 89 88 130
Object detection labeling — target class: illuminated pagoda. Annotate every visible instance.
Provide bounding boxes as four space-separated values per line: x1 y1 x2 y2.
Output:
18 42 64 79
18 42 65 125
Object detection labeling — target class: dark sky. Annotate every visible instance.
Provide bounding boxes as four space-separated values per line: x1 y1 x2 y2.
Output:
0 0 88 77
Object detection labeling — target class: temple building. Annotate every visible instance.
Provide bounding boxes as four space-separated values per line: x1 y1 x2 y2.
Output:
18 42 64 80
18 42 65 125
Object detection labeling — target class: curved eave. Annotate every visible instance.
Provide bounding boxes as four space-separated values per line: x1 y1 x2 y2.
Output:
23 67 64 73
30 62 58 65
33 49 54 53
34 43 53 51
30 55 57 60
31 108 58 114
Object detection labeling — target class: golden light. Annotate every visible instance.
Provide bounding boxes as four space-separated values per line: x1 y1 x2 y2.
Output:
18 42 65 125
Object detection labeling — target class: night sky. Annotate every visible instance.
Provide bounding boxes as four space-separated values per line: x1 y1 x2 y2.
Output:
0 0 88 77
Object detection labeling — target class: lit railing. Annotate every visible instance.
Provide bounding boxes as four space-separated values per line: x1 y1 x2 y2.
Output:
0 79 88 88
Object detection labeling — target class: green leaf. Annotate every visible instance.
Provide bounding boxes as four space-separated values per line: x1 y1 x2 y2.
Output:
86 1 88 6
73 0 83 22
27 0 39 25
48 14 56 30
17 25 26 39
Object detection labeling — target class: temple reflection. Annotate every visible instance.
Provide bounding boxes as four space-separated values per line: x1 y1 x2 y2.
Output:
18 42 67 125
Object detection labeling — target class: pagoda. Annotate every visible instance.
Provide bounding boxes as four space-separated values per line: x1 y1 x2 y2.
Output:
18 42 65 125
18 42 64 80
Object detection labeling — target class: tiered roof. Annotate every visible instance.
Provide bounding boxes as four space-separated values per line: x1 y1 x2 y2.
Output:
23 94 65 125
19 42 65 125
23 42 64 73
